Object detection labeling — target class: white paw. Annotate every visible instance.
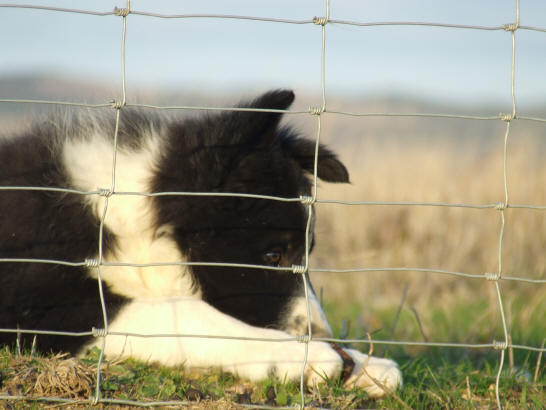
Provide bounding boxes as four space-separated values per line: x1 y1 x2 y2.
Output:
269 341 342 386
305 342 343 387
343 348 402 398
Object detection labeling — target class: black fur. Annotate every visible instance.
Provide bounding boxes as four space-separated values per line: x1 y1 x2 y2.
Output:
0 90 348 354
0 129 126 354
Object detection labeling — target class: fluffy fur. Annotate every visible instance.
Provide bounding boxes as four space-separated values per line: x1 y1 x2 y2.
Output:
0 90 401 397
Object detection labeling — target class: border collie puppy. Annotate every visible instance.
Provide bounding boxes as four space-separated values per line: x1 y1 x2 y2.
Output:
0 90 401 397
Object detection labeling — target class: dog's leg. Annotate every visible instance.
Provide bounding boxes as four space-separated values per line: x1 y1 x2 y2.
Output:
83 297 343 386
83 297 401 396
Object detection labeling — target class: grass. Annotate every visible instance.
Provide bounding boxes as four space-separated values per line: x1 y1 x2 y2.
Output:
0 331 543 409
323 301 545 408
0 346 378 408
389 352 544 409
0 295 543 408
1 132 545 408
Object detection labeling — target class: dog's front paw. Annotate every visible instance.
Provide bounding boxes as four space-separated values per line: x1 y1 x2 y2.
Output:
272 341 342 387
343 348 402 398
304 342 344 388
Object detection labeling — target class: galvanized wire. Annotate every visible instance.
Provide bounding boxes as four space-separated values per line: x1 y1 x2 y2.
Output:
0 0 545 408
1 326 544 353
1 258 544 284
489 3 519 408
3 185 546 211
295 2 331 405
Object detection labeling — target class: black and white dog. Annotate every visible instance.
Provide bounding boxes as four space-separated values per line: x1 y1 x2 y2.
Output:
0 90 400 397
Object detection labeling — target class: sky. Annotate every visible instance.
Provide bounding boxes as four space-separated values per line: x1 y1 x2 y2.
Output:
1 0 545 110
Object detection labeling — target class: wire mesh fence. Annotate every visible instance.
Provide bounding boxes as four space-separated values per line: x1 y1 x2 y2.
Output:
0 0 545 408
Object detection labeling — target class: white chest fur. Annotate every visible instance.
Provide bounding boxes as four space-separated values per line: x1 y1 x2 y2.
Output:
62 132 196 299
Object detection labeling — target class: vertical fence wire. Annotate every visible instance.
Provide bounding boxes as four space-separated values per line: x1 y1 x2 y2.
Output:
491 2 520 408
297 0 331 407
91 0 130 404
0 0 545 408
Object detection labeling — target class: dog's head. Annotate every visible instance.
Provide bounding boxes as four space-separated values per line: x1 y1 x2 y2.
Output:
153 90 349 330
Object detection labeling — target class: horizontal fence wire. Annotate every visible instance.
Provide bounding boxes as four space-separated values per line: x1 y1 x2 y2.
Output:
1 259 545 285
3 98 546 124
1 328 543 353
1 3 545 33
2 185 546 211
0 0 545 408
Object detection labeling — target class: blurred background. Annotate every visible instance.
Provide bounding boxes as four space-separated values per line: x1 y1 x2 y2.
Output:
1 1 544 350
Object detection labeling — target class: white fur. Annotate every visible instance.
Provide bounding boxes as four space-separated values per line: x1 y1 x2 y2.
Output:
64 123 401 397
83 296 401 396
344 348 402 398
62 131 196 299
84 297 342 382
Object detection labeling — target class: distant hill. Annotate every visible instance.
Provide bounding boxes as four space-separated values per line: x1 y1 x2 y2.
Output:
1 74 544 152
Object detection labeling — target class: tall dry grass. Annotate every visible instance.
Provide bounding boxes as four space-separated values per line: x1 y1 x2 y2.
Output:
309 116 546 342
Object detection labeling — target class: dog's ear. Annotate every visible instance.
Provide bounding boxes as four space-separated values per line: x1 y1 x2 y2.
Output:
283 137 350 183
247 89 295 111
234 89 294 143
231 90 348 183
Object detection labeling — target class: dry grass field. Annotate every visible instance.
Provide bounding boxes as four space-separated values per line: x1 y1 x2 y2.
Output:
0 85 544 407
309 110 545 355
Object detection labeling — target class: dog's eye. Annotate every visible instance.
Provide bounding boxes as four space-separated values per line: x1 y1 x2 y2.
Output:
264 249 282 265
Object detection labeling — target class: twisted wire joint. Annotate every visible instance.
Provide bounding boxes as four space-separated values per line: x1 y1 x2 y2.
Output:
300 195 315 205
292 265 307 275
295 334 310 343
494 202 507 211
97 188 113 197
85 258 100 268
92 327 108 337
503 22 518 32
485 272 501 281
498 112 513 122
114 6 130 17
110 99 125 109
492 339 508 350
308 106 324 115
313 16 328 26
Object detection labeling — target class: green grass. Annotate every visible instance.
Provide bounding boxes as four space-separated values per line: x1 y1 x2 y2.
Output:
1 343 543 407
382 352 544 409
1 345 543 409
0 298 543 408
321 297 545 409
